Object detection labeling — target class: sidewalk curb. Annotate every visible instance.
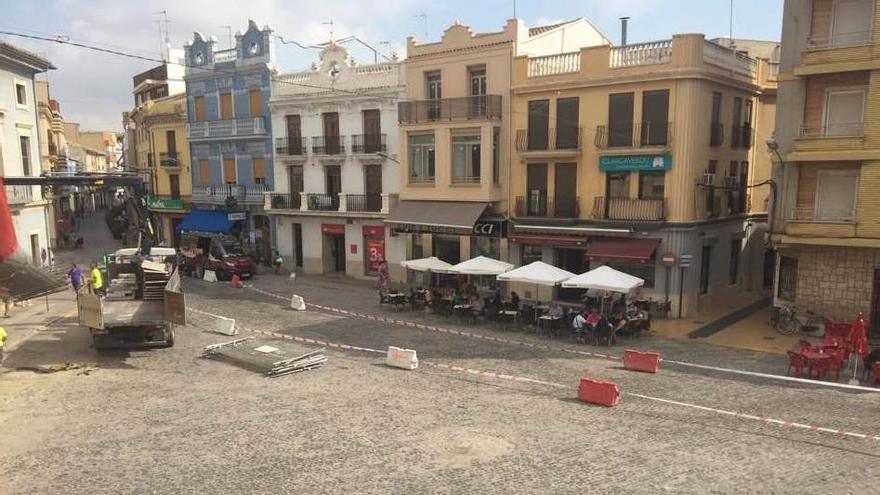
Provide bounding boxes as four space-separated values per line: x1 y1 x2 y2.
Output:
5 303 77 353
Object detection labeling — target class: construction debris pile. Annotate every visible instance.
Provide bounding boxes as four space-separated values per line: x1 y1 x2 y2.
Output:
203 337 327 377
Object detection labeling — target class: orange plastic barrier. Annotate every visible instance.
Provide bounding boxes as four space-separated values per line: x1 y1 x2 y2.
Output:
623 349 661 373
230 274 243 288
577 378 620 407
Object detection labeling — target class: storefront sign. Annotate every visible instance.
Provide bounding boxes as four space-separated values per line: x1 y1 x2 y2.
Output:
473 219 506 238
390 223 464 235
366 239 385 272
599 153 672 172
362 225 385 237
350 244 358 254
322 223 345 235
227 212 247 221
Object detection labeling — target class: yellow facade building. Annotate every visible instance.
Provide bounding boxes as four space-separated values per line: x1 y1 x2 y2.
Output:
774 0 880 329
128 92 191 246
510 34 777 317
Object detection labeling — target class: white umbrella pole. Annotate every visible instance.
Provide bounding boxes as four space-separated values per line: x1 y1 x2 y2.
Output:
849 354 860 385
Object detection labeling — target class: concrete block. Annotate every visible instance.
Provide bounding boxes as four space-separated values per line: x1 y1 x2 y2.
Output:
290 294 306 311
386 346 418 370
203 270 217 283
214 315 237 336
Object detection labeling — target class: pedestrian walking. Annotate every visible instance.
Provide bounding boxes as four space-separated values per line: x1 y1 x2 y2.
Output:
272 246 283 274
89 263 104 296
376 259 390 290
1 288 11 318
0 325 8 367
68 263 83 293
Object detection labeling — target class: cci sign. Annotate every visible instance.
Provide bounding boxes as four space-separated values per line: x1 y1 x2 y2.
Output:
472 220 506 238
599 153 672 172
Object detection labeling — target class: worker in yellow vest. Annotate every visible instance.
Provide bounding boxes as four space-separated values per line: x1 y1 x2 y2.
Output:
0 326 8 368
89 263 104 296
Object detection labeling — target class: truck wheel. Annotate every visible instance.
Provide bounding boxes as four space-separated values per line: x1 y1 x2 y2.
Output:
164 326 175 348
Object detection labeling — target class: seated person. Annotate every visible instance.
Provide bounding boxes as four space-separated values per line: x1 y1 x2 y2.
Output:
510 291 520 309
548 302 565 318
625 301 639 319
572 311 587 333
472 297 486 315
586 308 601 329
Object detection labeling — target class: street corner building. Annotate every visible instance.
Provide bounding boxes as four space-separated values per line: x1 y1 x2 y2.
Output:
183 20 276 263
772 0 880 331
0 41 55 264
265 42 405 280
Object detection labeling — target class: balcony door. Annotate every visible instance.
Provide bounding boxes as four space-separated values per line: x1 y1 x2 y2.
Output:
527 100 549 150
554 163 577 217
363 109 381 152
286 115 302 154
323 112 340 154
288 166 303 204
556 97 579 149
608 93 634 147
823 89 865 136
815 169 858 220
426 71 441 120
365 165 382 211
220 92 233 120
325 165 342 205
831 0 873 47
641 90 669 146
166 130 177 159
169 174 181 199
526 163 548 216
469 66 487 117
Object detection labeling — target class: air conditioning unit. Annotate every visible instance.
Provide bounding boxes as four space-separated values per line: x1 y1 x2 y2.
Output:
700 173 715 186
723 176 739 188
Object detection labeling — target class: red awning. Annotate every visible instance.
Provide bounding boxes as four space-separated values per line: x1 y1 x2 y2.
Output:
587 238 659 264
510 233 586 247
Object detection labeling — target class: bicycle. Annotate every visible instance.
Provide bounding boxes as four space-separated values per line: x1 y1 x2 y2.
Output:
774 305 826 336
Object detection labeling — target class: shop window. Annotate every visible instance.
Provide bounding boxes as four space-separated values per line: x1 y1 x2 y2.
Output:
604 259 656 289
470 237 500 259
606 172 630 198
521 245 543 265
729 239 740 285
778 256 798 301
408 234 424 260
433 235 461 264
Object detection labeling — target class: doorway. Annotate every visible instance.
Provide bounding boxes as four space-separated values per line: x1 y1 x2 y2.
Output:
29 234 40 265
871 269 880 335
432 235 460 264
169 174 181 199
293 223 303 268
327 234 346 272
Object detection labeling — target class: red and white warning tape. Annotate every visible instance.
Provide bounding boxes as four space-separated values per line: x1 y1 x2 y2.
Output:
189 304 879 444
244 285 880 393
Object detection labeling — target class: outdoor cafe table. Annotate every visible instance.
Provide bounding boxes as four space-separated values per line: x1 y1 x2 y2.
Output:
799 349 833 378
498 310 519 326
538 314 563 336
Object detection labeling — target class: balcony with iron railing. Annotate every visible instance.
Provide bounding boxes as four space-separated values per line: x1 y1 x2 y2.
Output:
451 175 481 185
146 195 189 210
595 122 672 149
514 194 580 218
784 206 857 238
192 184 268 206
159 152 181 166
591 197 665 222
312 136 346 155
351 134 387 154
514 128 582 154
275 137 308 156
398 95 502 124
5 185 34 205
266 192 395 215
187 117 267 139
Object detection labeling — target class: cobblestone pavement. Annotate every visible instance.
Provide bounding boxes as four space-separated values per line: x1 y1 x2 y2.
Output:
2 269 880 494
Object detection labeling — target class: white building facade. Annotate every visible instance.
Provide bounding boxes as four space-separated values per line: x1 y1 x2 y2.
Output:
267 43 404 279
0 42 54 265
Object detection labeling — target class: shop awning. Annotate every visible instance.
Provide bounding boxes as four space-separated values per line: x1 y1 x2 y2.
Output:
385 201 488 234
176 209 232 234
587 238 659 264
510 233 587 247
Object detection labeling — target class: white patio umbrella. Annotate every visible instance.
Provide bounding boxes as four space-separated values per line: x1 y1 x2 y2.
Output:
496 261 576 302
561 265 645 293
449 256 514 276
400 256 453 273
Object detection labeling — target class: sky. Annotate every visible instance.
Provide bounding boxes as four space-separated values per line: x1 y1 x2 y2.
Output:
0 0 783 131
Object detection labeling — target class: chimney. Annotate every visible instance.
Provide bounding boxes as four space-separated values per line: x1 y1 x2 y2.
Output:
620 17 629 46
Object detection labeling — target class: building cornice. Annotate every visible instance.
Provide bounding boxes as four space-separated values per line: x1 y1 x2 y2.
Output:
512 67 761 95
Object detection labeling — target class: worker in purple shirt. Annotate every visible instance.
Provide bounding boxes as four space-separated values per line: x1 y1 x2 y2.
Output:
68 263 83 293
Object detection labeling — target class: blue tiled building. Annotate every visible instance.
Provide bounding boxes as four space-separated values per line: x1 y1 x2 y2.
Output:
183 20 275 260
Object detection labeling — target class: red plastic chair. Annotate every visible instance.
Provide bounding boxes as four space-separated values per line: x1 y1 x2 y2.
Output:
798 340 814 352
872 363 880 386
827 350 846 381
787 351 806 378
811 357 832 380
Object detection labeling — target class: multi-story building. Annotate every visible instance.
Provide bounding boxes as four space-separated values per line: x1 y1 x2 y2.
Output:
64 122 115 212
0 41 54 264
388 19 608 281
266 43 404 277
773 0 880 330
36 80 72 247
509 33 777 317
128 93 191 246
183 20 275 262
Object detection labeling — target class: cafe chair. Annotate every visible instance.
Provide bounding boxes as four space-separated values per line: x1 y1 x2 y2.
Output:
786 351 806 378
